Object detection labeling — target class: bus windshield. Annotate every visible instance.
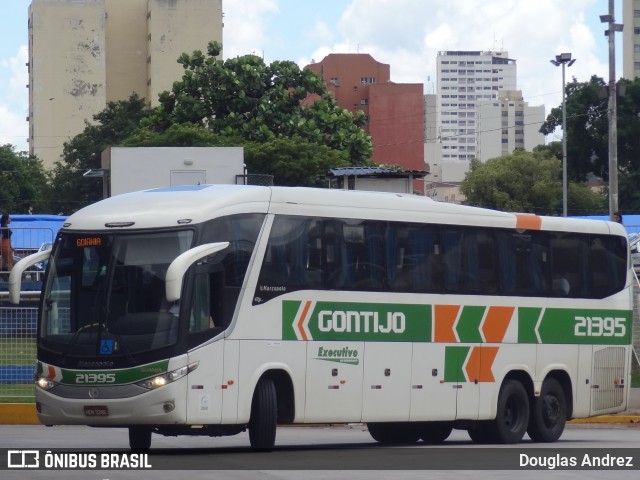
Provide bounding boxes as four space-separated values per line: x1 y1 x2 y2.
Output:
40 230 194 364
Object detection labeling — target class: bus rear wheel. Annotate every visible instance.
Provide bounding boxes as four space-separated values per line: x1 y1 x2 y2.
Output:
527 378 566 442
248 377 277 452
367 422 420 444
491 379 530 444
128 426 152 451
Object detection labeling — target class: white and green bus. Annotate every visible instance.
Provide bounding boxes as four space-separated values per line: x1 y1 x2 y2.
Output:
10 185 634 451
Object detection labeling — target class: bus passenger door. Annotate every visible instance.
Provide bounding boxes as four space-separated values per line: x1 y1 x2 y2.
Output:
362 343 412 422
304 341 364 423
186 267 227 424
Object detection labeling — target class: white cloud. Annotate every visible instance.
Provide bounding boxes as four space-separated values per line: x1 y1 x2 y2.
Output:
223 0 279 58
0 45 28 150
301 0 609 112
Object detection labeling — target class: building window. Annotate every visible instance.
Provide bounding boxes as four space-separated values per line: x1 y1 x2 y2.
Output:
361 98 369 106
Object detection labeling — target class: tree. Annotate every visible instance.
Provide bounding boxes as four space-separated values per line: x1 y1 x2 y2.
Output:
0 144 49 213
540 75 640 211
144 41 372 165
244 137 351 187
49 94 152 213
460 150 606 215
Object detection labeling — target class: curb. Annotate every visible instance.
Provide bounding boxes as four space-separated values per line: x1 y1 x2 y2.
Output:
569 415 640 425
0 404 40 425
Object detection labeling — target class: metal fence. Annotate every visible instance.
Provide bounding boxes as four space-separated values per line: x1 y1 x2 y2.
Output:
0 296 39 402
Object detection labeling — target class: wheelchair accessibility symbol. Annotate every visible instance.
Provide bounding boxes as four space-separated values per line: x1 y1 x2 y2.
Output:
100 339 114 355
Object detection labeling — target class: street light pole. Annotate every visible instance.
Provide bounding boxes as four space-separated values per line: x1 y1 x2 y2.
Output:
550 53 576 217
600 1 623 220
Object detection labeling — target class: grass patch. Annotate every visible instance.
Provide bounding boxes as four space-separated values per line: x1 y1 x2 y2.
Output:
0 337 36 366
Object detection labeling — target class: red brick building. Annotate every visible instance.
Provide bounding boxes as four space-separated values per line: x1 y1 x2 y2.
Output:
305 54 425 192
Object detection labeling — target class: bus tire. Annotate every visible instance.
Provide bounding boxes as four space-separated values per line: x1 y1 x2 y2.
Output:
128 426 152 451
248 377 277 452
367 422 420 444
527 378 566 442
491 379 530 444
419 422 453 443
467 421 496 444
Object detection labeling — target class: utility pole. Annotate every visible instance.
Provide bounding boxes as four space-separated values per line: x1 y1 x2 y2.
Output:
601 0 623 219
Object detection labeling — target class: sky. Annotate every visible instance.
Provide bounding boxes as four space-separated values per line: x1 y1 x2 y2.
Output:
0 0 625 152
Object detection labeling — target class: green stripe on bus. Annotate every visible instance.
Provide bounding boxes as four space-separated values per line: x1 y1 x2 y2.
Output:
53 360 170 385
444 346 469 382
283 300 431 341
456 306 484 343
518 307 542 343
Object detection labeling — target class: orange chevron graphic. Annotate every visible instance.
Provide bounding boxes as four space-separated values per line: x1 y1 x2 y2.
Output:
465 346 499 382
296 300 312 341
434 304 460 342
482 306 514 343
47 365 56 379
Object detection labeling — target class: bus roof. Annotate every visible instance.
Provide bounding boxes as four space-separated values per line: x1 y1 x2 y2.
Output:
61 184 625 236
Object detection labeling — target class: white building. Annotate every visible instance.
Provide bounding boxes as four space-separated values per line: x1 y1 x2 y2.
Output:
477 90 545 161
623 0 640 80
28 0 223 169
427 51 544 202
436 50 517 165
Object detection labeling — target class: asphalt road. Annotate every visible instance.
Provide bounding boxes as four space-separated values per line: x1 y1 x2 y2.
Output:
1 423 640 480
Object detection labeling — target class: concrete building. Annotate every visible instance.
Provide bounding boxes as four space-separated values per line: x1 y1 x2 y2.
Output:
623 0 640 80
436 50 517 165
305 53 425 192
477 90 545 161
28 0 223 169
426 50 544 202
102 147 244 197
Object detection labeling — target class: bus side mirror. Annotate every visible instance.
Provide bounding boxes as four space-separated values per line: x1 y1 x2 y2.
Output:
165 242 229 302
9 250 51 304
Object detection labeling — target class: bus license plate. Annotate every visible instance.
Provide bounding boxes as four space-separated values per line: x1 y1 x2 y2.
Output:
84 406 109 417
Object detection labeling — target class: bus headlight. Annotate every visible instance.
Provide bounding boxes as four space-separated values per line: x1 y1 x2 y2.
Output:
136 362 198 390
35 376 57 390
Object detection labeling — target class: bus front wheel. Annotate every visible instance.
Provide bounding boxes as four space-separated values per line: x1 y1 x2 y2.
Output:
248 377 277 452
527 378 566 442
128 426 152 451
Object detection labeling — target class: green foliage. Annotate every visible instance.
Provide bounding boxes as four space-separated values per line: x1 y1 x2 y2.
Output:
122 123 243 147
0 144 49 213
244 137 351 187
49 94 152 213
460 150 606 215
145 41 372 164
540 75 640 211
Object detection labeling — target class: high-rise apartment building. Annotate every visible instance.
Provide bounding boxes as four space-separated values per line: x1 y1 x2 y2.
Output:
623 0 640 80
436 50 517 164
305 54 425 192
426 50 544 203
28 0 223 169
